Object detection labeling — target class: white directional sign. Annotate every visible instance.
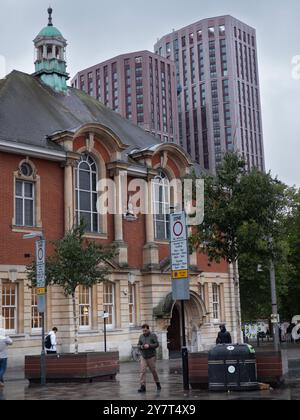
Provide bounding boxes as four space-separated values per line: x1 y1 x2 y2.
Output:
100 312 109 319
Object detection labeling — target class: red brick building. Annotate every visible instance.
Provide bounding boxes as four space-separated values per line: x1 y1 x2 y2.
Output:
0 9 240 365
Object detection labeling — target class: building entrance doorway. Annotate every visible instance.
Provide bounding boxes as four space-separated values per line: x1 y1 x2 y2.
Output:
167 304 181 357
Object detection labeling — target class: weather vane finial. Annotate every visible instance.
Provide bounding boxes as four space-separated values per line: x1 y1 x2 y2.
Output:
48 6 53 26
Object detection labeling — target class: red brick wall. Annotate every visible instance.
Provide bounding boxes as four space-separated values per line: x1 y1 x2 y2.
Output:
74 136 110 163
167 156 181 178
197 253 228 273
0 149 229 274
152 154 181 178
123 215 146 268
0 153 64 265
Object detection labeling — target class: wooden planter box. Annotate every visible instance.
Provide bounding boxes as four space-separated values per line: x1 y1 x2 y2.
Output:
189 353 209 390
25 352 120 385
256 352 284 387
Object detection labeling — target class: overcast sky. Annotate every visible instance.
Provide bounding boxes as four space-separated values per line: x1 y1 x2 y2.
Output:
0 0 299 186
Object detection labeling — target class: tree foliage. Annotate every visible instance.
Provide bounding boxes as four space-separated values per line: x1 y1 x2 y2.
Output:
191 153 288 264
190 153 295 325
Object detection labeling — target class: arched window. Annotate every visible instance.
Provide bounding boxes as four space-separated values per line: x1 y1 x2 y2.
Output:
75 154 99 233
153 171 170 240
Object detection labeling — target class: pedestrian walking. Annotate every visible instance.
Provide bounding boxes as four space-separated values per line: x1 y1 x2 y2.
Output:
0 333 13 388
216 324 232 345
45 327 58 355
286 323 296 344
137 324 161 393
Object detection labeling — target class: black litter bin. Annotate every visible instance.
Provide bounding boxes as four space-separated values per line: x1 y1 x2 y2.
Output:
208 344 259 392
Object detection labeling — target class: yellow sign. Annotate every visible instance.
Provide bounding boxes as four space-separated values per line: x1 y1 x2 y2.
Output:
37 288 46 295
172 270 188 279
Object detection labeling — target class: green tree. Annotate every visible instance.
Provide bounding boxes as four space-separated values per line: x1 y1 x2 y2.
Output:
191 153 288 340
280 191 300 318
239 245 291 321
26 223 117 353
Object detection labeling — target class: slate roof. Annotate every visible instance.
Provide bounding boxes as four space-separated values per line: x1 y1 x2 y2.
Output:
0 70 161 157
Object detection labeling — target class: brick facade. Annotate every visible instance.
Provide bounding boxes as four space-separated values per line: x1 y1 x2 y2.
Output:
0 127 240 366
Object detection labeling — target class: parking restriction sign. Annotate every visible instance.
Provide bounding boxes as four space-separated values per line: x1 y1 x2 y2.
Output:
36 240 46 313
170 212 190 301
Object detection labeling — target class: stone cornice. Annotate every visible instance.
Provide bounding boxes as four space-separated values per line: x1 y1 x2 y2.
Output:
0 139 66 162
47 131 74 146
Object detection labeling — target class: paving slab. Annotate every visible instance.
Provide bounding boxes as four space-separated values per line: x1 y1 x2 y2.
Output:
0 359 296 401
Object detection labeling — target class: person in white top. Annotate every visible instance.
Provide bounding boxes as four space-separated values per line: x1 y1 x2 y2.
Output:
46 327 58 355
0 332 13 387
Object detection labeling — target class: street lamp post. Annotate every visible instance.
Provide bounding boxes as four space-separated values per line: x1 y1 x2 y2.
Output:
270 260 280 352
267 237 280 353
258 252 280 352
23 232 46 386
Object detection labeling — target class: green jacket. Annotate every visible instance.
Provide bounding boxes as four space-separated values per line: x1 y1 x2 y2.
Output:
138 333 159 359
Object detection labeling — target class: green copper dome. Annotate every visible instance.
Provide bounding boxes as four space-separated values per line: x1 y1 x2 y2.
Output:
38 25 63 38
33 7 69 93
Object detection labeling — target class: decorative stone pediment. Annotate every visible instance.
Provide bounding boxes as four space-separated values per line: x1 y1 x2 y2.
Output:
153 293 174 319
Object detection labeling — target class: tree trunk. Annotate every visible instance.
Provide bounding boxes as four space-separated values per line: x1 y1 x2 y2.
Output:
233 260 242 344
72 292 79 354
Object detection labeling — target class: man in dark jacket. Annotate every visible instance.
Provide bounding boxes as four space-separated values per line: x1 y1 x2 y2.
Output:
137 324 161 393
216 324 232 345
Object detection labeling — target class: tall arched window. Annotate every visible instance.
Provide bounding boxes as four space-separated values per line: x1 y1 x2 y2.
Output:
75 154 99 233
153 171 170 240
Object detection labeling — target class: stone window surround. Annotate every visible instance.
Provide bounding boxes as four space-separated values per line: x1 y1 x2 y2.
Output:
128 282 137 327
0 278 24 336
197 277 226 325
152 161 177 244
31 287 42 332
78 285 92 331
103 280 117 330
11 158 42 233
75 146 108 238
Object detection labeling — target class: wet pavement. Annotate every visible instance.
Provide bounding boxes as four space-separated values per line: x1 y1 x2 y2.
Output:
1 359 300 401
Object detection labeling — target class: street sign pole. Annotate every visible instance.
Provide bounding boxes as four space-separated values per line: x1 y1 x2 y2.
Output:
170 212 190 391
270 260 280 352
181 301 189 390
101 311 109 352
36 239 46 386
41 312 46 386
104 316 107 353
